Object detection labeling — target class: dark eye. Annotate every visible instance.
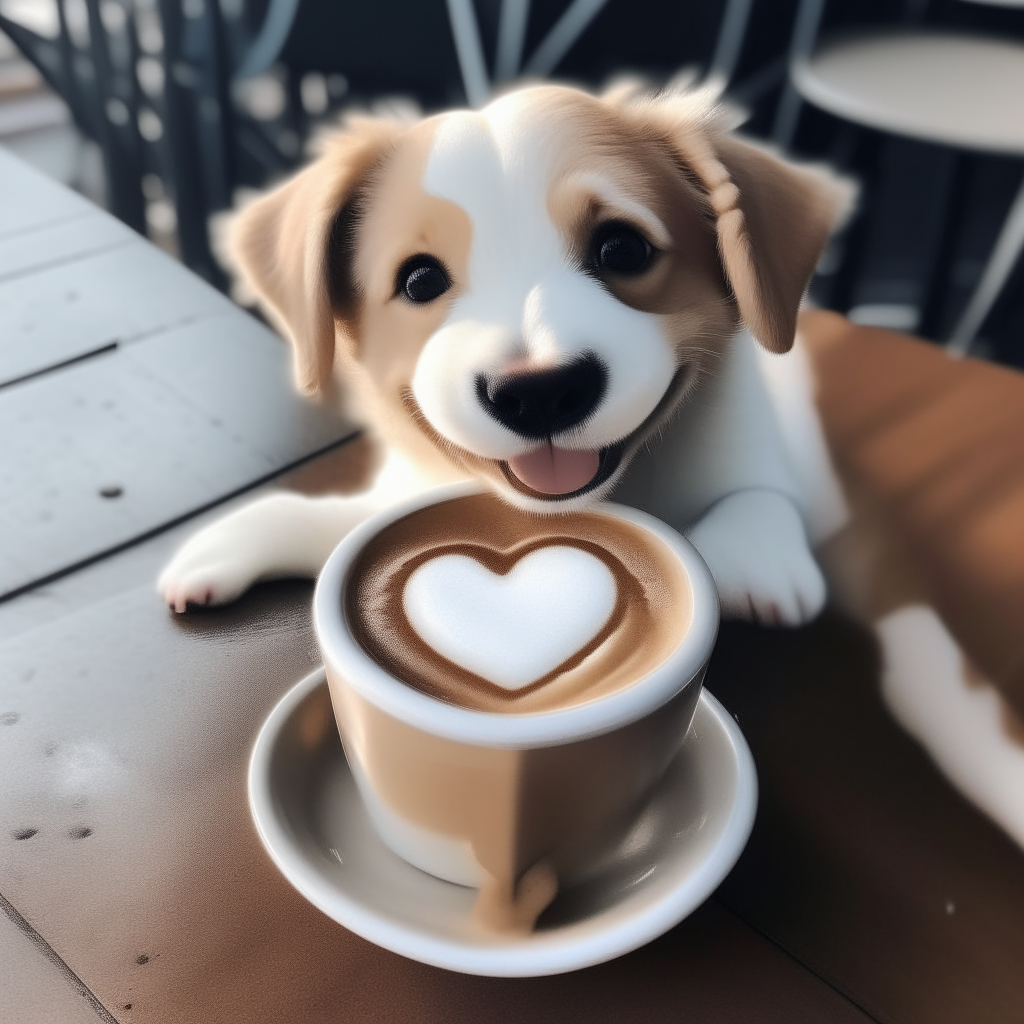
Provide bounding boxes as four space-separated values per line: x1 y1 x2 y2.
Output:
594 224 653 275
398 255 450 303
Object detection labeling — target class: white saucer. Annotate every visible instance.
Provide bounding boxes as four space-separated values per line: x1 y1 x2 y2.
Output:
248 669 757 977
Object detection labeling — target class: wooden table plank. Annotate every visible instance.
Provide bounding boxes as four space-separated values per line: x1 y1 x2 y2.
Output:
0 147 96 238
0 438 374 644
0 312 353 599
0 211 134 284
0 904 115 1024
0 524 871 1024
0 239 237 387
0 152 356 595
121 314 352 470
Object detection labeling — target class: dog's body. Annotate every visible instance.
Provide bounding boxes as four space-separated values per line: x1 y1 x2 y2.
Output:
158 79 1024 858
160 80 852 625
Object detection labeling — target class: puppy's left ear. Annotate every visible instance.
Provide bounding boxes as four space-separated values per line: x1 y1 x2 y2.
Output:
628 86 855 353
697 134 856 353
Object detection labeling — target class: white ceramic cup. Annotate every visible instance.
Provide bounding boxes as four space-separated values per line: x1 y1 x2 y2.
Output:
313 484 719 904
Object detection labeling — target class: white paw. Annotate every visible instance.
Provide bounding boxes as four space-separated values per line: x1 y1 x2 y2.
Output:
158 492 335 613
686 489 826 626
158 519 267 613
157 491 384 613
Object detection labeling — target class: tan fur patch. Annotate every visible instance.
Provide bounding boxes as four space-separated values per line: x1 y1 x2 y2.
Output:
612 81 856 354
540 92 735 387
333 119 490 477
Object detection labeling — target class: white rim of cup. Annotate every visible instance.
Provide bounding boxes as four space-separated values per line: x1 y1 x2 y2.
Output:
313 482 720 749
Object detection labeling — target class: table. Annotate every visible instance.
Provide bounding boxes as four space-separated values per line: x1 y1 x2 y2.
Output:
2 149 1023 1023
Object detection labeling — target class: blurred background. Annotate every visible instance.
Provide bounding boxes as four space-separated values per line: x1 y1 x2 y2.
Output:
0 0 1020 365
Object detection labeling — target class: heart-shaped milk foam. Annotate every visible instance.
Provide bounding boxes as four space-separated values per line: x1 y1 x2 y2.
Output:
402 546 617 690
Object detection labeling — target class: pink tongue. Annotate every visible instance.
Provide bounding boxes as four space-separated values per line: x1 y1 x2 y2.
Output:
507 446 600 495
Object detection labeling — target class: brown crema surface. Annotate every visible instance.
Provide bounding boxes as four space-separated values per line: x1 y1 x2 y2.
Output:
344 493 692 713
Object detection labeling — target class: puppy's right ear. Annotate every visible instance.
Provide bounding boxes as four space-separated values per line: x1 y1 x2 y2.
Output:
614 81 855 355
228 120 397 395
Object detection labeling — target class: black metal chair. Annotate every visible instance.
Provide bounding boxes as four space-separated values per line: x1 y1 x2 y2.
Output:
1 0 236 283
775 0 1024 356
0 1 794 291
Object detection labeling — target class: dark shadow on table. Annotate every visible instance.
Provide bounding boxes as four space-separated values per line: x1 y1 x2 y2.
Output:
710 612 1024 1024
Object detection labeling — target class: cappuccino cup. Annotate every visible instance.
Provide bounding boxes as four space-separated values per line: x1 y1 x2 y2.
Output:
313 484 718 933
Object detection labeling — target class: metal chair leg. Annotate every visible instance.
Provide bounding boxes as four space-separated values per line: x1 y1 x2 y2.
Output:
707 0 755 88
495 0 531 83
918 150 971 341
821 129 882 315
523 0 609 78
772 0 827 149
947 173 1024 358
446 0 490 106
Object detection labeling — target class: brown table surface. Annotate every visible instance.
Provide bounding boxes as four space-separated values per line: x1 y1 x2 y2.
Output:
4 152 1024 1023
0 448 871 1024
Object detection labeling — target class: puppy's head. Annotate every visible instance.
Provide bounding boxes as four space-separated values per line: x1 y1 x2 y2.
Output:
231 81 853 510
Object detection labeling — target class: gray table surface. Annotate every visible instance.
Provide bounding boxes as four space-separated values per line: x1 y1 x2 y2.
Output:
0 145 356 602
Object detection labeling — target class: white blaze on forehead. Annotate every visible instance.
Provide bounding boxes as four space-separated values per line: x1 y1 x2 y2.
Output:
412 103 568 459
422 104 564 329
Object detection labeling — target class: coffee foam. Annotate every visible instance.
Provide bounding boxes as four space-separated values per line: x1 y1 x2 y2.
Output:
345 493 692 714
403 545 618 690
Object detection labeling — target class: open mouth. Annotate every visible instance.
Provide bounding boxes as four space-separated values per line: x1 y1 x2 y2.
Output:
500 442 625 500
496 365 692 502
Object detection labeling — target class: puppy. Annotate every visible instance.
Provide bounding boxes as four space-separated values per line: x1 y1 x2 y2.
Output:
158 79 854 626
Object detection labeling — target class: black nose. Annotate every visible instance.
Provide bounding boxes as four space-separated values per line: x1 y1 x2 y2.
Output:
476 353 608 439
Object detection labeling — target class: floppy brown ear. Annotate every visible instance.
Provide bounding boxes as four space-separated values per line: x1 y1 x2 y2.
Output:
698 134 856 353
624 85 855 353
227 120 397 394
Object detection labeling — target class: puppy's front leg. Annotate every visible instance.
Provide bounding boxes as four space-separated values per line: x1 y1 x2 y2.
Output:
157 490 391 613
686 488 826 626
